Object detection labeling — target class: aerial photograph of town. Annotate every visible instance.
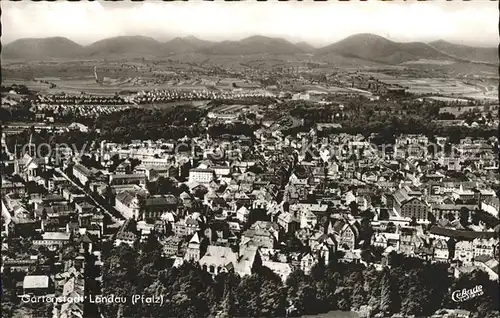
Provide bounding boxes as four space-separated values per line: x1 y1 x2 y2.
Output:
1 1 498 318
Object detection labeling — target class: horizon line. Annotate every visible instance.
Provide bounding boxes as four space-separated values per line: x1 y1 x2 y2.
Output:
4 32 498 49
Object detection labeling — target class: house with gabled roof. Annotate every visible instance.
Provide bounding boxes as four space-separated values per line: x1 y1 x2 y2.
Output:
115 190 141 219
14 153 46 182
236 206 250 223
309 231 337 264
472 237 497 259
263 261 293 282
73 163 95 186
327 217 360 251
114 220 137 247
240 221 280 249
481 196 499 217
142 195 179 220
198 245 261 277
234 191 251 206
110 173 147 186
173 214 203 237
184 232 208 262
289 169 310 186
455 239 474 263
299 252 316 274
473 255 498 281
399 233 420 256
299 209 317 229
432 238 450 262
393 186 430 221
372 232 400 250
75 201 96 214
161 235 183 258
277 212 299 234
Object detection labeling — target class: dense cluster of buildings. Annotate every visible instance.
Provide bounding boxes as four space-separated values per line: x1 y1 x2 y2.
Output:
3 113 498 300
33 94 132 119
1 76 499 318
36 94 128 105
132 88 273 104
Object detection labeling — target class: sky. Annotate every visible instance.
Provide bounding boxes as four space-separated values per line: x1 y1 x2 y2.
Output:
2 0 498 47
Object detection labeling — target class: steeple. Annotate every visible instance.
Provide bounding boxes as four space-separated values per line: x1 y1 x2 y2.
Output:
27 133 35 157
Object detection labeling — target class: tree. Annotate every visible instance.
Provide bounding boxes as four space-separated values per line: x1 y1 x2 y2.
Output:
235 274 262 317
214 271 240 317
386 222 396 233
295 283 319 315
148 177 180 196
350 273 367 310
286 270 310 315
194 187 208 200
260 282 286 317
335 287 352 311
401 285 425 316
310 262 326 281
284 234 304 254
101 243 141 317
349 201 359 216
379 270 400 315
459 207 470 227
448 269 499 316
359 216 374 248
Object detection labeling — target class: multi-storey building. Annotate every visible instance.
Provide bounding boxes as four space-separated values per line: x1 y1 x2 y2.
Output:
455 240 474 263
73 164 94 186
189 168 215 183
472 237 497 259
393 186 430 221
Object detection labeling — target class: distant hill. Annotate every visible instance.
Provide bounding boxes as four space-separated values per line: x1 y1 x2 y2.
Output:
80 36 164 57
2 34 496 65
2 37 83 59
295 41 316 53
316 33 453 65
429 40 497 64
201 35 304 55
163 36 214 54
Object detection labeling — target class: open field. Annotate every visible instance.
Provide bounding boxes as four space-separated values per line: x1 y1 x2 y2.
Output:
402 59 456 65
438 105 497 116
2 79 53 91
210 104 262 113
296 84 372 96
3 55 497 101
380 78 498 100
303 311 359 318
3 77 219 96
136 100 211 110
426 96 470 103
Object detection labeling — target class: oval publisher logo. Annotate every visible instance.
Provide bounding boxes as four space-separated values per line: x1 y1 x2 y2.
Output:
451 285 484 302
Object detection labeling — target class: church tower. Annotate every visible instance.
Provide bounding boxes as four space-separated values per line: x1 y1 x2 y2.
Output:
185 232 202 262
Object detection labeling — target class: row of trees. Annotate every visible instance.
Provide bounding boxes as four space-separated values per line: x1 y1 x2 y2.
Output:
101 236 499 318
208 123 257 137
4 127 95 159
1 84 32 95
0 98 34 122
317 116 496 144
207 97 276 108
5 92 495 149
95 106 206 143
264 97 496 143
